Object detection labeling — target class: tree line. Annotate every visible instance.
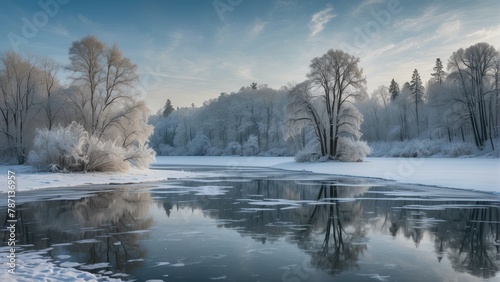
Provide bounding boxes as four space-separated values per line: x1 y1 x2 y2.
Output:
151 42 498 160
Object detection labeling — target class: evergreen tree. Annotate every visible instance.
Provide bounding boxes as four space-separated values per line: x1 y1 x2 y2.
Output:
162 99 175 117
389 78 400 101
431 58 446 84
410 69 425 135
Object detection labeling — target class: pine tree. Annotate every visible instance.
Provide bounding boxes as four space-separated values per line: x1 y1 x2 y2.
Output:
162 99 175 117
389 79 400 101
431 58 446 85
410 69 425 135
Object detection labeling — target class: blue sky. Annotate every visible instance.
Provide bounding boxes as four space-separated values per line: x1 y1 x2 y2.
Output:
1 0 499 112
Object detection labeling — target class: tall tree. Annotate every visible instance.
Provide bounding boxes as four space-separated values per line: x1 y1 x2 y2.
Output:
389 79 400 101
410 69 425 136
39 57 62 130
448 42 498 149
431 58 446 85
162 99 174 117
307 49 366 159
67 36 138 138
285 80 327 156
0 52 41 163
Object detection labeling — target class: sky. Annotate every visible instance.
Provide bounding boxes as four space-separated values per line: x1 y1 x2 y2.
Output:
1 0 499 113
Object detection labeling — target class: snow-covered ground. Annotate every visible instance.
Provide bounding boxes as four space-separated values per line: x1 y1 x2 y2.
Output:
0 165 207 193
151 156 500 193
1 156 498 193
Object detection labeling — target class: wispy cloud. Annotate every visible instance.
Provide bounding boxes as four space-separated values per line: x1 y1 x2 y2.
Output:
78 14 92 25
394 5 441 32
249 19 266 37
436 20 461 38
309 4 336 37
352 0 385 15
466 25 500 44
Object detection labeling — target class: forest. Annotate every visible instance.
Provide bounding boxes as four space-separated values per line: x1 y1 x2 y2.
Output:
0 38 498 171
150 42 499 161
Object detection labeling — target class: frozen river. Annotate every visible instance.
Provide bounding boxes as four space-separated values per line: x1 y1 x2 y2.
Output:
1 165 499 281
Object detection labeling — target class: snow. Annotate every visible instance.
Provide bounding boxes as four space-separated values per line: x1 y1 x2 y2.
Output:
0 165 207 192
152 156 499 193
1 156 499 194
0 249 121 282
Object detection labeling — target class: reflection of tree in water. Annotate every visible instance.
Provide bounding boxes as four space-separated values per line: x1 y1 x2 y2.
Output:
153 180 369 275
1 187 153 275
297 184 367 274
444 203 499 279
151 178 499 279
364 189 500 279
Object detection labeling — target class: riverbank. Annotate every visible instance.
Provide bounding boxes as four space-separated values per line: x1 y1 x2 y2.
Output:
0 156 498 193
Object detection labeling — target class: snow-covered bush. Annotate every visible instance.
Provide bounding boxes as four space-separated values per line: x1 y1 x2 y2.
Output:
84 136 129 172
369 139 479 158
28 122 88 172
242 135 259 156
124 141 156 169
225 142 242 155
336 137 371 162
28 122 154 172
187 134 211 156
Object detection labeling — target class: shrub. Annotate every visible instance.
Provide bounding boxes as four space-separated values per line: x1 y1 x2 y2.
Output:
336 137 371 162
28 122 88 172
28 122 154 172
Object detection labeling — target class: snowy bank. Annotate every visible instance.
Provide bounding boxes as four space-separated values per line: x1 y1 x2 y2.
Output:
153 156 500 193
0 165 206 192
0 156 498 193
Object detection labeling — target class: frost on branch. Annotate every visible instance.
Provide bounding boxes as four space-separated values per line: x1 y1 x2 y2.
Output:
336 137 371 162
28 122 88 172
28 121 155 172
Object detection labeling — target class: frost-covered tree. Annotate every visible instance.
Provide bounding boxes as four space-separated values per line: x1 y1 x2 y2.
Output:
389 79 400 101
410 69 425 136
0 52 42 163
39 57 63 130
67 36 139 138
431 58 446 85
149 85 291 156
162 99 174 117
307 49 367 159
285 80 327 156
64 36 155 168
447 42 498 149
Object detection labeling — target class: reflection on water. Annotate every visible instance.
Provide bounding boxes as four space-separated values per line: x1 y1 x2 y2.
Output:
1 169 499 281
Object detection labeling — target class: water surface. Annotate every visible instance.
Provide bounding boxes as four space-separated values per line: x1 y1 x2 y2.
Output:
1 166 499 281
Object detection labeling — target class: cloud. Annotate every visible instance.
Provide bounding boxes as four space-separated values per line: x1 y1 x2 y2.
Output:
395 5 439 32
436 20 461 39
309 4 336 37
78 14 92 25
466 25 500 44
249 19 266 37
352 0 385 15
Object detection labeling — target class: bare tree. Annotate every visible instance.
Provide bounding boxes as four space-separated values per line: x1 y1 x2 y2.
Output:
285 80 327 155
39 56 62 130
0 52 41 163
448 42 498 149
307 49 366 158
67 36 139 139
